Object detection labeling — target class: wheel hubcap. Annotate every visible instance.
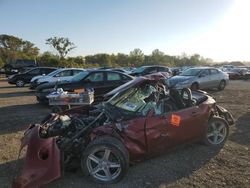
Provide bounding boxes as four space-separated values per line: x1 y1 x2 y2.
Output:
207 121 227 145
86 148 121 181
17 80 24 86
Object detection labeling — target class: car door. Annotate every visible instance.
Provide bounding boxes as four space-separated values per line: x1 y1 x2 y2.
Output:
25 68 40 82
52 70 72 83
82 72 105 98
146 105 206 155
209 69 220 87
105 72 129 93
197 69 211 89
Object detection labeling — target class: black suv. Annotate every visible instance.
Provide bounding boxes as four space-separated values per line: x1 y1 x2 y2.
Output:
130 65 172 76
8 67 57 87
4 59 38 75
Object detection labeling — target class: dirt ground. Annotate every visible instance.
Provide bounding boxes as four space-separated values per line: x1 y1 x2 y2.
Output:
0 78 249 188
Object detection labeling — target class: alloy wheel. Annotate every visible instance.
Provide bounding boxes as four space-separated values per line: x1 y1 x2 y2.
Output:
206 121 227 145
86 148 122 182
16 80 24 87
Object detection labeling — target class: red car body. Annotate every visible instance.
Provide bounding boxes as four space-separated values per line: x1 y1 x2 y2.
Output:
13 74 234 187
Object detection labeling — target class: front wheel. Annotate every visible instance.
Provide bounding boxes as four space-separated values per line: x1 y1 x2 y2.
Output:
16 79 25 87
203 117 229 146
81 136 129 184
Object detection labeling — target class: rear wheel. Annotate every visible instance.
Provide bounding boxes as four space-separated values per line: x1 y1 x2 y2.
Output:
16 79 25 87
218 80 226 90
203 117 229 146
81 136 129 184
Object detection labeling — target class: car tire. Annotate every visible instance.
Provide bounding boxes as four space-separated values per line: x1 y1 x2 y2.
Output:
81 136 129 184
203 117 229 146
191 83 199 90
218 80 226 90
16 79 25 87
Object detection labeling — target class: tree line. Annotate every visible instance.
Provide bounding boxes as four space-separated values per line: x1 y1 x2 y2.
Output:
0 34 216 69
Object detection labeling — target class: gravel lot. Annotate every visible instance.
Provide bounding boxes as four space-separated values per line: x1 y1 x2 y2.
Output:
0 78 249 188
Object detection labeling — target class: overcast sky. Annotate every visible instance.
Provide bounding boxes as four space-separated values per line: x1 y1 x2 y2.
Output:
1 0 249 62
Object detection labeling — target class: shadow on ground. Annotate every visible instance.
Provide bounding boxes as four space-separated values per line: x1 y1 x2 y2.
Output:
0 91 34 98
229 112 250 146
51 144 222 188
0 143 223 188
0 104 50 136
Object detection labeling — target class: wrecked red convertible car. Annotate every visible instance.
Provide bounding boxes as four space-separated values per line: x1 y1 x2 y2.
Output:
13 76 234 187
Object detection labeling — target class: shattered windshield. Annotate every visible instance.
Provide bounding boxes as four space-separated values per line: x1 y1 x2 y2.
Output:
107 84 157 115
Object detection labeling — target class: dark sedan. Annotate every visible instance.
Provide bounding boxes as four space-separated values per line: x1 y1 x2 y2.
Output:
7 67 57 87
130 65 171 77
35 70 134 103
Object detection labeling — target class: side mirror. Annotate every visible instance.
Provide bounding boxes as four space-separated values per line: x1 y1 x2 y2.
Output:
42 74 46 76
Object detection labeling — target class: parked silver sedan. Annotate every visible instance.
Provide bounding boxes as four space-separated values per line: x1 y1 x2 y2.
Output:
168 67 229 90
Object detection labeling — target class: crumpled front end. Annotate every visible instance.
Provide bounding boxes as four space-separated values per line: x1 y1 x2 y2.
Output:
216 105 235 126
12 125 61 188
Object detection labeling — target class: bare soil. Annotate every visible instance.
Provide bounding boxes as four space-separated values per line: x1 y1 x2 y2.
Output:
0 79 249 188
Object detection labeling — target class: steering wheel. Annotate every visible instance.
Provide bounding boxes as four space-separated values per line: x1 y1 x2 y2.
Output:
181 88 192 107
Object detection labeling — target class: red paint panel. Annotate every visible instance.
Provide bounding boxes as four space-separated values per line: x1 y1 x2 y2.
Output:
13 126 61 188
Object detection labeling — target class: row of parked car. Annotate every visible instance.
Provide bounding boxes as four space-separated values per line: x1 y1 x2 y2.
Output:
221 65 250 80
6 65 231 106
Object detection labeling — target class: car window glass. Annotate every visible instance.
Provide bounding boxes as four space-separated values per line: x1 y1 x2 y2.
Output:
210 69 219 75
201 69 210 76
147 67 158 74
107 72 121 81
24 60 36 66
73 70 82 75
56 70 72 77
41 69 52 74
16 60 23 66
28 68 40 75
86 72 104 82
158 67 168 72
121 74 130 80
